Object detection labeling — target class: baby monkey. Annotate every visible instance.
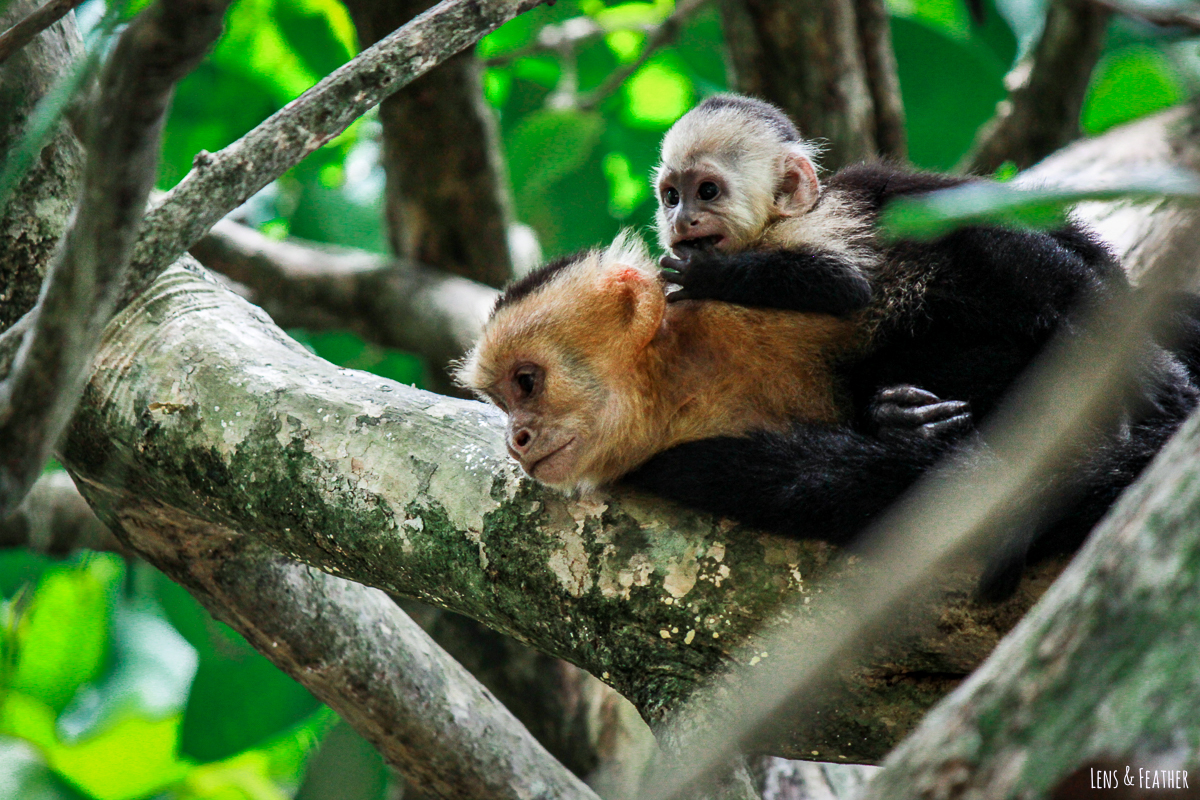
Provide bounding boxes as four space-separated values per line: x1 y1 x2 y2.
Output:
455 232 865 491
642 93 1198 595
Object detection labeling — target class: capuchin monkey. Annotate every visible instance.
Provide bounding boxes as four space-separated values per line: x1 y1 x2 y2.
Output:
636 93 1200 596
455 231 875 490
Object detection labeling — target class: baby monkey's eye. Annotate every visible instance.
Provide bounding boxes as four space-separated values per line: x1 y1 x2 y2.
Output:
663 187 680 207
697 181 720 201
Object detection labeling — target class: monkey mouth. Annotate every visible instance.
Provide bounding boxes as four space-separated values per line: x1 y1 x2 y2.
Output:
528 437 577 482
672 235 724 254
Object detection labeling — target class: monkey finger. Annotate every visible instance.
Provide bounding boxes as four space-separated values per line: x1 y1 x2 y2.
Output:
660 255 690 273
875 385 943 407
666 288 696 303
917 412 974 440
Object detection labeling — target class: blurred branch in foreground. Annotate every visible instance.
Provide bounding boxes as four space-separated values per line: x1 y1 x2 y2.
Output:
0 471 121 554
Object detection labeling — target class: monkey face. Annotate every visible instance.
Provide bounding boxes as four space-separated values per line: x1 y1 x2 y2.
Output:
656 165 733 254
457 233 667 490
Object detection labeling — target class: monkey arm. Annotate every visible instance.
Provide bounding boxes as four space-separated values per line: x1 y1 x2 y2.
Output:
623 424 953 544
659 247 871 315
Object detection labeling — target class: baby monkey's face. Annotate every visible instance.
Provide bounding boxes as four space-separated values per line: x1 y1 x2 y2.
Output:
656 164 735 255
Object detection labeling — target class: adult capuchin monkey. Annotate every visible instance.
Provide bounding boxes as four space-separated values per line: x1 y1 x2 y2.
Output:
634 93 1199 596
455 232 951 496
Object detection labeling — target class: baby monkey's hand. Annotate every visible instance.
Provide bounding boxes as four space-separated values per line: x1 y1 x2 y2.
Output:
660 250 724 303
870 385 973 442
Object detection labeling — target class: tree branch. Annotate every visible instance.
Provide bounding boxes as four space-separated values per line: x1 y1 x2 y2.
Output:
1090 0 1200 32
0 0 88 66
85 494 599 800
0 0 84 334
0 0 231 518
122 0 546 307
59 255 1064 763
852 0 905 161
188 218 495 389
344 0 516 288
959 0 1111 175
0 470 122 554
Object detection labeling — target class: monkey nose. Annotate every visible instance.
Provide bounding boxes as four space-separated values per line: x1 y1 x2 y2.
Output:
509 427 536 458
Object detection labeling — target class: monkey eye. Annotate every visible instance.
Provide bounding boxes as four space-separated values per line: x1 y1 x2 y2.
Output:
514 367 538 398
663 186 680 207
698 181 720 201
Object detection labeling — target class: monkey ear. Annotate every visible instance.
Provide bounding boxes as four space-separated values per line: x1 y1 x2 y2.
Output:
606 266 666 352
776 149 820 216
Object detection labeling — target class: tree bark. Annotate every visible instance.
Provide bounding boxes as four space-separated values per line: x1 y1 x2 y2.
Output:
719 0 904 168
342 0 515 288
959 0 1111 174
0 0 82 333
59 255 1063 763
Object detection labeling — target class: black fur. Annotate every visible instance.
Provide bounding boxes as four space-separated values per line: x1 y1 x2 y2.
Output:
632 162 1199 596
661 246 871 314
494 251 584 313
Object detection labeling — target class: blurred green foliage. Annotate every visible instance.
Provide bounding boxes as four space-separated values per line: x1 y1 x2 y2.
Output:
5 0 1195 797
0 553 393 800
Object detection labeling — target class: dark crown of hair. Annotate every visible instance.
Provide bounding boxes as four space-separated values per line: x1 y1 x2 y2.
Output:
694 94 801 143
493 251 587 314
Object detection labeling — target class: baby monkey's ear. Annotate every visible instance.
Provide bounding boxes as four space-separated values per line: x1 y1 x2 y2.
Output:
776 147 820 216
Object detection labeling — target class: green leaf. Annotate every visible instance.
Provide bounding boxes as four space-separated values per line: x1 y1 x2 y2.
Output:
57 607 198 742
892 17 1007 170
0 738 88 800
621 58 694 129
1082 44 1185 135
47 714 187 800
10 556 123 713
508 109 605 204
880 169 1200 239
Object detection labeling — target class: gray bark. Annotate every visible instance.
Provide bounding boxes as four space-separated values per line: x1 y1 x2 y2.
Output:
58 255 1067 763
0 0 88 66
0 0 231 518
0 0 82 333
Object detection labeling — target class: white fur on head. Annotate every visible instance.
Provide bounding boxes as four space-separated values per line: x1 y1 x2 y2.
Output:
655 95 823 251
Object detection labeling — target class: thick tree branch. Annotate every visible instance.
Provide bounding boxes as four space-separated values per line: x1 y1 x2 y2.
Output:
59 256 1063 763
0 0 230 518
959 0 1111 175
0 0 87 66
123 0 546 307
86 498 599 800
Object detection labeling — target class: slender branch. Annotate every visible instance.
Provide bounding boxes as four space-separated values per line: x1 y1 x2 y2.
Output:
959 0 1111 174
577 0 706 112
1090 0 1200 32
87 495 599 800
0 0 87 66
122 0 547 307
0 0 231 519
0 471 122 554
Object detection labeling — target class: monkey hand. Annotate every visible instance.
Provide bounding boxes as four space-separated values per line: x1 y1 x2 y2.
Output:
870 385 973 442
659 251 725 303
